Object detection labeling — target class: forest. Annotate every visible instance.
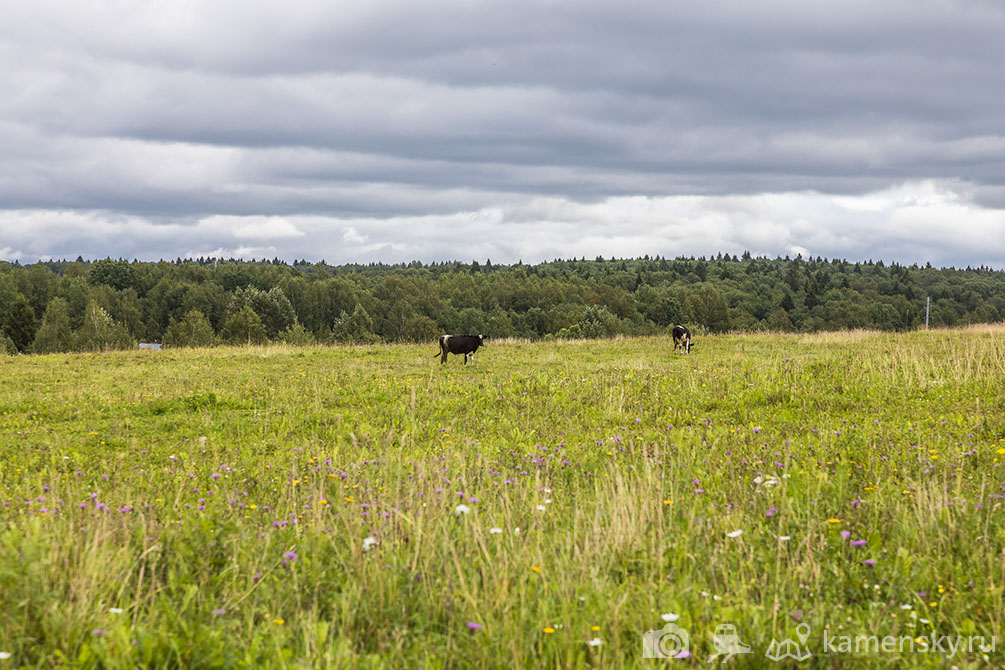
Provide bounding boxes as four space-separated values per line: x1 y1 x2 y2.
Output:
1 253 1003 353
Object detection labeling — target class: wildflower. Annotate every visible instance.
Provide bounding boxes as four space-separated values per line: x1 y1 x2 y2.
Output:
588 637 603 646
727 529 743 538
489 527 503 534
92 630 107 636
0 652 10 660
826 518 841 524
362 537 377 551
592 626 600 631
454 504 471 515
863 559 877 566
536 505 546 512
840 530 851 540
766 507 778 517
273 618 285 625
212 609 226 615
531 566 542 574
466 622 483 631
661 613 679 622
543 627 555 634
851 540 867 546
109 607 124 614
283 551 298 563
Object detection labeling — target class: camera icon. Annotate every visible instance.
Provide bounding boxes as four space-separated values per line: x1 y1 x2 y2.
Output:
642 622 690 658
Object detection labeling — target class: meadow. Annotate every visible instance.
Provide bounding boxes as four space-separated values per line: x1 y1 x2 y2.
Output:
1 326 1004 668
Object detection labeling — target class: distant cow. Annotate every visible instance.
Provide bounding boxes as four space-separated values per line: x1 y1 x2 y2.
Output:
434 334 484 365
671 324 692 354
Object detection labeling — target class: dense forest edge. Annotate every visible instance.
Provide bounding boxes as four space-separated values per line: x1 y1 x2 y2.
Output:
1 253 1003 354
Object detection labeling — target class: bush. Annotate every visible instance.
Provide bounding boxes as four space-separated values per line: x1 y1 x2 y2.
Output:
279 321 316 346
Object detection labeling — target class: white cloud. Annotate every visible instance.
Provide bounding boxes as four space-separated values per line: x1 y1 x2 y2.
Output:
5 180 999 267
342 226 367 244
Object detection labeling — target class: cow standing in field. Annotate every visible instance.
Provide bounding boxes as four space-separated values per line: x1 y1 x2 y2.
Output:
672 325 692 354
434 334 485 365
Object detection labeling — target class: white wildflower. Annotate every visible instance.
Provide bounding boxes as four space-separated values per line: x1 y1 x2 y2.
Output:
362 536 377 551
727 529 743 538
661 613 680 622
454 504 471 515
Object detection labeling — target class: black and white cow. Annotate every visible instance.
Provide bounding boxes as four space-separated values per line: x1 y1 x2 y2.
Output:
671 324 692 354
434 334 484 365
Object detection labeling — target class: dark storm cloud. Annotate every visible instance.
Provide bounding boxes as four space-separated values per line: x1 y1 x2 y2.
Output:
1 0 1003 266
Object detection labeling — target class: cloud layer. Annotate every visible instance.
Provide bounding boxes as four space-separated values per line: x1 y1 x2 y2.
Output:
2 1 1004 266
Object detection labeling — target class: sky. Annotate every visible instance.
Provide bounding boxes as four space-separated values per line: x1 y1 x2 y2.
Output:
2 0 1004 268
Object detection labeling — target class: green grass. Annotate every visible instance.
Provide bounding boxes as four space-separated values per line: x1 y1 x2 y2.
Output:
1 326 1004 668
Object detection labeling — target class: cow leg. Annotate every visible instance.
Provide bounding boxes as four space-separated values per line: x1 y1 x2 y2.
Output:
441 346 448 364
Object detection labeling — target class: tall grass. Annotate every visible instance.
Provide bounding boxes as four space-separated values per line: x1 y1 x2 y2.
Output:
1 326 1004 668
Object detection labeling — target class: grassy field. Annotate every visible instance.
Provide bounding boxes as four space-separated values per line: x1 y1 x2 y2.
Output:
1 326 1004 668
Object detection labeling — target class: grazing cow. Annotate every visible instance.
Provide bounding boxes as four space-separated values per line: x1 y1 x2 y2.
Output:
671 324 692 354
434 334 484 365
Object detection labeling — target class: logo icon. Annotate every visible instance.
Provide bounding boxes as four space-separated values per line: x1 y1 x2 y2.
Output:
642 622 691 659
766 623 812 662
708 623 752 662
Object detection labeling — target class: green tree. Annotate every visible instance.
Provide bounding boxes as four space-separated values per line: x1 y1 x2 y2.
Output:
331 305 380 344
163 310 218 348
578 305 620 338
767 308 794 332
73 301 134 351
228 286 295 338
686 286 731 333
222 305 268 345
89 258 134 290
32 297 73 353
402 315 439 343
1 292 36 353
0 331 16 355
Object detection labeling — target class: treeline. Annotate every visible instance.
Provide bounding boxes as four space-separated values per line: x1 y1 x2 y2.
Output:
1 254 1003 353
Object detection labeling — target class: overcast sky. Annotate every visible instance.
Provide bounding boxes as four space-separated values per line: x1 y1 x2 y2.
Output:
2 0 1004 268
